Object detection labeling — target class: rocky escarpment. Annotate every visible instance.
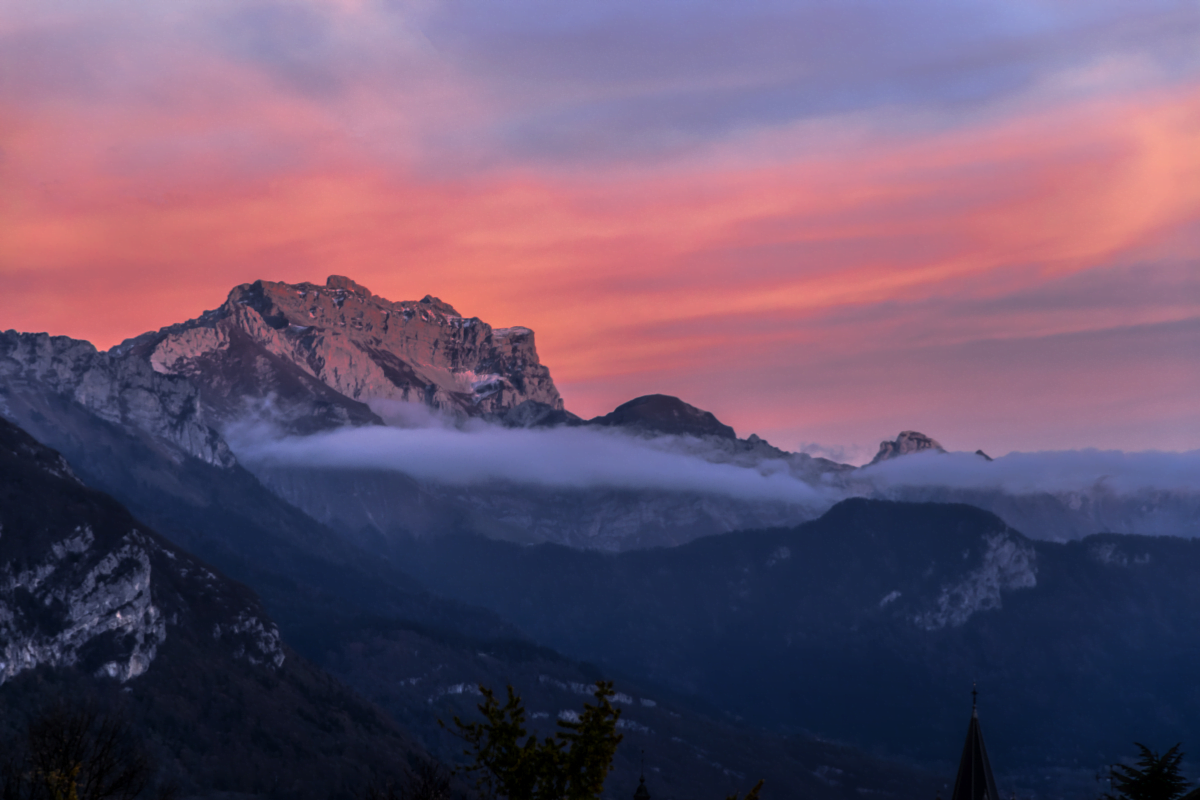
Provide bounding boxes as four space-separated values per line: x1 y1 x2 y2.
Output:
0 416 432 798
868 430 945 465
116 275 564 432
0 417 282 686
0 331 232 466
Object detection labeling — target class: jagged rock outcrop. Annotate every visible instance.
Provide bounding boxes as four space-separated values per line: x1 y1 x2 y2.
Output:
869 430 945 465
0 417 281 686
589 394 737 439
116 276 564 432
487 399 583 429
0 331 232 466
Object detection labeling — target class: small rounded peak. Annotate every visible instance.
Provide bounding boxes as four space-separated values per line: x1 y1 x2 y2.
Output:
419 294 461 316
975 449 993 462
590 394 736 440
326 276 372 296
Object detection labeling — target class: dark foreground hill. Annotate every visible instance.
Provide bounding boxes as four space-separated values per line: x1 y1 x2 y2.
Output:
0 416 419 799
392 499 1200 794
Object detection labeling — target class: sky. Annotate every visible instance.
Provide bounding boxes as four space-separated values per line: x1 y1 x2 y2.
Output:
2 0 1198 462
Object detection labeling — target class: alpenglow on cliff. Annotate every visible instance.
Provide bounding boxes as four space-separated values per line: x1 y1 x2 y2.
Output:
115 276 564 433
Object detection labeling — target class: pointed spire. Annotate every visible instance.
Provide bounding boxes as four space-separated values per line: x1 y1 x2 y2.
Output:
950 685 1000 800
634 750 651 800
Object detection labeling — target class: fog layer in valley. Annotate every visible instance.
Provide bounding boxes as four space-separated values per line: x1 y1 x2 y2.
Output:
231 418 830 506
858 449 1200 496
229 402 1200 507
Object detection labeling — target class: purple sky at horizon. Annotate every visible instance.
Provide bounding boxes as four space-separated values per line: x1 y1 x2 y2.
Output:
2 0 1198 461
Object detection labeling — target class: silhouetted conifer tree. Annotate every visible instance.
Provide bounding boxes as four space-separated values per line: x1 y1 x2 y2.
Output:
443 681 622 800
1104 744 1189 800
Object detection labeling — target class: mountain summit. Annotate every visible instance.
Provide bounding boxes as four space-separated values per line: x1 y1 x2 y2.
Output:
589 394 737 439
116 276 563 432
869 430 945 465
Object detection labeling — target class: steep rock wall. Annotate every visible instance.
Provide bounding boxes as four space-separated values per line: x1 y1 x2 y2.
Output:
0 331 232 467
0 418 282 686
118 276 563 431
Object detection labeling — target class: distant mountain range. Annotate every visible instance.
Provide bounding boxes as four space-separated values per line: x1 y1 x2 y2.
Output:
0 293 943 797
10 274 1191 552
0 387 940 800
2 274 1197 798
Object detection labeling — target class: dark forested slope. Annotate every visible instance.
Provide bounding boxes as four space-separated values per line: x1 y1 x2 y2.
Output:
392 499 1200 786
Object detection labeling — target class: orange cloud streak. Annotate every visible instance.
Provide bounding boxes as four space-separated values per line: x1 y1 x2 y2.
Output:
2 56 1198 453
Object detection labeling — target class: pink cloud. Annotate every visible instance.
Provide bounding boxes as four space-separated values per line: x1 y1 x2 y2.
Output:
1 3 1197 454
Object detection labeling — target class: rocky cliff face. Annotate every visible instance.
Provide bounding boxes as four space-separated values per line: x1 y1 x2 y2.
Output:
0 417 281 686
0 416 432 799
0 331 232 466
117 276 564 432
868 430 945 464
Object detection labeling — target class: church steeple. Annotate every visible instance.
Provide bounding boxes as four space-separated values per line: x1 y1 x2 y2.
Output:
634 750 651 800
950 684 1001 800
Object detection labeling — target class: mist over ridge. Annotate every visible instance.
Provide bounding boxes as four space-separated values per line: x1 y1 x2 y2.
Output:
857 447 1200 495
5 268 1196 550
228 399 1200 508
229 415 830 506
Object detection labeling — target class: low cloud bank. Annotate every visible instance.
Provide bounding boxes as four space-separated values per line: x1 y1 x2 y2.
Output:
231 420 830 506
227 402 1200 502
858 449 1200 496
